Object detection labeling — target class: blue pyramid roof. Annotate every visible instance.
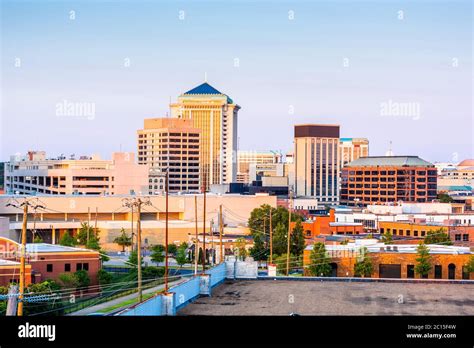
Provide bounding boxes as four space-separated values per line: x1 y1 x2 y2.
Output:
183 82 233 103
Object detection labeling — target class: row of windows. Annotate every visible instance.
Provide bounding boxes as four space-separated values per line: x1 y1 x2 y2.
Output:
46 262 89 272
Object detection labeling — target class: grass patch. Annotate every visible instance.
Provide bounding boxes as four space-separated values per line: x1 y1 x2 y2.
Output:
97 292 159 314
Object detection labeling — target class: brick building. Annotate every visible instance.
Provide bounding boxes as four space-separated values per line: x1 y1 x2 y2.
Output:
303 240 472 280
0 259 32 287
0 237 101 286
379 221 473 247
340 156 437 206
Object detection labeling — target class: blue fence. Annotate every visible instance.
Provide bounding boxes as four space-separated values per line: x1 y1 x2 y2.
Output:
205 262 227 287
117 263 227 316
120 295 163 316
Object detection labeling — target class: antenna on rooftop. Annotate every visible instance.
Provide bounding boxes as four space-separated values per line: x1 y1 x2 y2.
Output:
204 72 208 83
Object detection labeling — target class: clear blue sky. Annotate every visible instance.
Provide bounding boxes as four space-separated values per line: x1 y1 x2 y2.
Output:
0 0 472 163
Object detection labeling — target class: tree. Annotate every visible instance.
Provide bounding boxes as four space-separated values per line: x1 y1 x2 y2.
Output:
424 228 452 245
308 242 332 277
273 253 300 274
415 243 432 278
175 245 188 268
97 269 112 285
59 231 77 247
128 250 143 267
381 232 393 244
113 228 132 252
234 237 247 260
250 232 267 261
167 244 178 256
272 222 288 256
437 193 453 203
74 270 90 288
58 273 79 289
290 221 305 256
354 247 374 277
86 237 109 262
76 222 95 245
465 255 474 273
142 266 165 279
150 245 165 264
33 235 43 243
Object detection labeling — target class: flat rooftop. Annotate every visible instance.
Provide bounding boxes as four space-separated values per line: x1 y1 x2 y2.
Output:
25 243 98 254
178 280 474 316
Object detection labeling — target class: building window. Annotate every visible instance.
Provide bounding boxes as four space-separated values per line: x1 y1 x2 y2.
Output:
83 263 89 271
65 263 71 272
462 266 470 280
463 234 469 241
76 263 83 271
455 234 461 241
421 231 426 237
46 264 53 272
407 265 415 278
414 231 418 237
406 230 410 236
434 265 442 279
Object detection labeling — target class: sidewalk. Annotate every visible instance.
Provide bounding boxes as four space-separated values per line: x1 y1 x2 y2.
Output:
69 278 186 316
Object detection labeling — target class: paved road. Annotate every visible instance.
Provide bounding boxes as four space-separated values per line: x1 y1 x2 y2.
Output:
69 278 186 316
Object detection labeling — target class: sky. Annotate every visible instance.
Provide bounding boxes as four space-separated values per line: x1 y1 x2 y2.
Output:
0 0 472 163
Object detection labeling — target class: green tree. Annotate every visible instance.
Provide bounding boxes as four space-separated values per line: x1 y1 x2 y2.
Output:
234 237 247 260
272 222 288 256
415 243 432 278
77 222 95 245
58 273 80 289
175 245 188 268
465 255 474 273
250 232 267 261
86 237 109 262
128 250 143 267
424 228 452 245
354 247 374 277
33 235 43 243
308 242 332 277
381 232 393 244
59 231 77 247
150 245 165 264
437 193 453 203
167 244 178 256
273 253 301 274
97 269 112 285
113 228 132 252
142 266 165 279
290 220 306 256
74 270 90 288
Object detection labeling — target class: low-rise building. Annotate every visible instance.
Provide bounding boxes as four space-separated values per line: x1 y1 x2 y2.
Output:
0 237 100 286
303 239 472 279
5 151 149 195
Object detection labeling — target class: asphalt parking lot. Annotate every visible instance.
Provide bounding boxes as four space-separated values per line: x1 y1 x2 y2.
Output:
178 280 474 316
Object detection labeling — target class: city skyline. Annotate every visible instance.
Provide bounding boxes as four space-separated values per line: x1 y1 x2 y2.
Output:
1 0 472 163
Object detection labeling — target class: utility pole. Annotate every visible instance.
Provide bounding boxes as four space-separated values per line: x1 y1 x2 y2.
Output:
122 197 151 302
210 222 214 266
94 207 98 242
286 190 293 276
269 208 273 264
194 195 198 275
130 205 134 252
202 172 207 272
5 197 45 316
219 204 223 263
164 170 169 293
6 285 18 316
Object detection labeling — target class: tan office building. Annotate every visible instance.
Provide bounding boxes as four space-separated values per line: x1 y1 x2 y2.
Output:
137 118 201 193
237 150 281 183
170 82 240 189
294 124 340 203
340 138 369 168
